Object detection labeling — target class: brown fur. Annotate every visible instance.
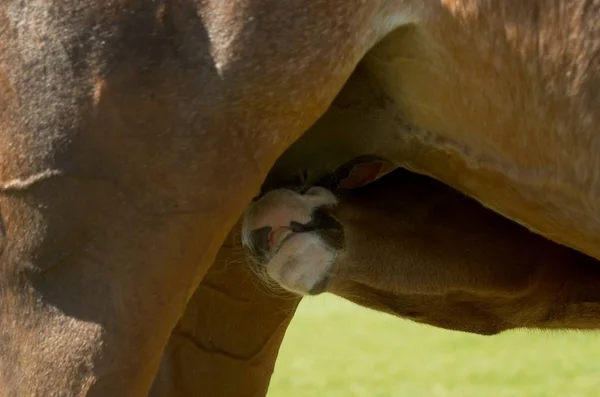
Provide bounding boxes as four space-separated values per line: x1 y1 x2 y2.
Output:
150 222 299 397
1 0 600 395
330 169 600 335
0 1 401 395
246 168 600 335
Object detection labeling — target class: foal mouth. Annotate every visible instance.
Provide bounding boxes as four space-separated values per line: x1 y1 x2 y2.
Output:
245 207 345 265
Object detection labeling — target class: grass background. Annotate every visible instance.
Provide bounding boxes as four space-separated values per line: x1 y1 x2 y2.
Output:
267 295 600 397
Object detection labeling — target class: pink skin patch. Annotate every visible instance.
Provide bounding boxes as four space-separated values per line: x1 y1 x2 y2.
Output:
243 187 338 251
242 187 339 294
269 227 293 251
338 160 396 189
242 159 395 294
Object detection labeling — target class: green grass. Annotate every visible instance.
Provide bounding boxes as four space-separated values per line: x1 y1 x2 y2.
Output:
268 295 600 397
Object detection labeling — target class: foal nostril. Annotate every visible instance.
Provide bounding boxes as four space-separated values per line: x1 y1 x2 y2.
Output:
290 221 312 233
248 226 272 257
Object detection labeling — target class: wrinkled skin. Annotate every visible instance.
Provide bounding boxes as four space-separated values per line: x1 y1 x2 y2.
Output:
244 168 600 335
150 222 299 397
2 0 600 395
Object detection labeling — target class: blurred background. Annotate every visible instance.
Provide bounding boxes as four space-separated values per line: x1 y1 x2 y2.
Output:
268 295 600 397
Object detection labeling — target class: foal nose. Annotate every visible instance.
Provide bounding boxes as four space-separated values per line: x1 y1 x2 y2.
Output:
246 226 272 260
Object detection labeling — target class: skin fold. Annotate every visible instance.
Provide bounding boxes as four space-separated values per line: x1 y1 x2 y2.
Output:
150 221 299 397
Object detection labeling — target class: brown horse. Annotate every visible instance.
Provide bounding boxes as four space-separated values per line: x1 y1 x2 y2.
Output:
2 1 600 395
244 165 600 336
